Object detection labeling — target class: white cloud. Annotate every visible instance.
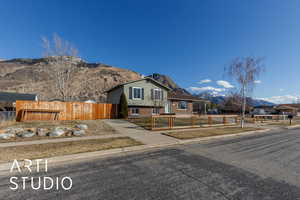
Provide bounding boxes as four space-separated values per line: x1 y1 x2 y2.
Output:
279 88 284 92
216 80 234 89
198 79 211 84
254 80 261 84
258 95 300 104
188 86 225 93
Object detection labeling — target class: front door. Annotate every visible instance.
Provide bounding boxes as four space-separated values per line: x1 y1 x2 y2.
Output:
164 101 171 113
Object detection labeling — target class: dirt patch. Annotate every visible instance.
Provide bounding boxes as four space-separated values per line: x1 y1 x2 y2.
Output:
163 127 262 140
0 137 142 163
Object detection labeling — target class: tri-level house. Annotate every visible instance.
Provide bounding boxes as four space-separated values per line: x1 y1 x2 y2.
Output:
106 77 209 117
106 77 170 116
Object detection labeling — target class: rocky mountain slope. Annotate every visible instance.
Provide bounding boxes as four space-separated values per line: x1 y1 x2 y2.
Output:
0 57 141 102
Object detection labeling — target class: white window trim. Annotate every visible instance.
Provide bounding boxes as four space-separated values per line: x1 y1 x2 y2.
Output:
153 88 162 100
131 108 140 115
152 107 160 115
132 87 142 100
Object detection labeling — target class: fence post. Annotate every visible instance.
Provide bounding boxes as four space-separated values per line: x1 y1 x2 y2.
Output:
223 116 227 124
208 116 212 126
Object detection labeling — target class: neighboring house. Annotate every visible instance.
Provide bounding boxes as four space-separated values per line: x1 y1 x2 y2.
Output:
278 104 300 116
168 90 209 116
106 77 170 117
0 92 38 111
275 105 297 115
252 105 276 115
106 78 209 117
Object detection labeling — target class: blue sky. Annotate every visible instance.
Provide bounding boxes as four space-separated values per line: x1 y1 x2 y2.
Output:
0 0 300 103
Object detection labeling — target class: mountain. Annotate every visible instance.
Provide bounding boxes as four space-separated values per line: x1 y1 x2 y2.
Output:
0 57 141 101
196 92 275 107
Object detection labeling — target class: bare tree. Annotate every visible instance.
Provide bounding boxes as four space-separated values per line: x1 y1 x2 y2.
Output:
225 57 264 128
42 33 79 101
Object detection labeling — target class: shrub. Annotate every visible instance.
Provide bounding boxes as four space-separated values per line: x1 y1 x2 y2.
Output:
118 93 128 119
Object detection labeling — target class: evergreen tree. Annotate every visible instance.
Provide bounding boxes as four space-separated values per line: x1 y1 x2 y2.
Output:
118 93 128 118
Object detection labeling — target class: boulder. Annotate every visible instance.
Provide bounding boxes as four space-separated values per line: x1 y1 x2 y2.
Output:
73 130 86 136
75 124 88 130
49 127 65 137
5 127 24 135
0 133 15 140
37 128 49 137
17 130 35 138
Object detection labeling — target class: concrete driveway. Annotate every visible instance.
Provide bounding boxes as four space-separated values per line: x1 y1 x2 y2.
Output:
1 128 300 199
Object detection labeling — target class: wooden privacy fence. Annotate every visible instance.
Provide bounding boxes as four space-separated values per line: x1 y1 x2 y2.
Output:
15 100 118 121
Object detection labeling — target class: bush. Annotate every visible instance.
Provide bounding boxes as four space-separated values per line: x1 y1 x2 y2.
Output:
118 93 128 119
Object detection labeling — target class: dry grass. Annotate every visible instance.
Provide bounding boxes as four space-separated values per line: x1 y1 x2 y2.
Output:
0 137 142 163
266 120 300 127
0 120 116 143
163 127 262 140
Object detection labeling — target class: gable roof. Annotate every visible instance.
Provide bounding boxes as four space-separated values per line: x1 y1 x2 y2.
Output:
106 77 171 93
0 92 37 102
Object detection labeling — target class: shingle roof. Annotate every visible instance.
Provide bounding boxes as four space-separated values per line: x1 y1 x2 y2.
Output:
0 92 37 102
168 90 208 102
106 77 171 93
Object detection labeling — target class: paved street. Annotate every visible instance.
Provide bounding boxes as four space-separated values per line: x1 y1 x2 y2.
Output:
1 128 300 199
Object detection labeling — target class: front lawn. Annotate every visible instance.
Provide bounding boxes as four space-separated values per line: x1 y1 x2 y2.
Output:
0 137 142 163
163 127 262 140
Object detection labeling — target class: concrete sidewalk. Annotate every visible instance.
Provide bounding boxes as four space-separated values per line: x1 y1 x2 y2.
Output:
103 119 180 145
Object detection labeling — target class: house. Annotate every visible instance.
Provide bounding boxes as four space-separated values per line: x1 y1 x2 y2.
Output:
275 105 297 115
252 105 276 115
0 92 38 111
106 78 209 117
278 104 300 116
106 77 170 116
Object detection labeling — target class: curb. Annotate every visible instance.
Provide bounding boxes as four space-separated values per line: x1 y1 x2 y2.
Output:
286 125 300 129
0 128 270 175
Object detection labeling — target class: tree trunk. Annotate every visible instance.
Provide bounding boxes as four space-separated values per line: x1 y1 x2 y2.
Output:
241 85 246 128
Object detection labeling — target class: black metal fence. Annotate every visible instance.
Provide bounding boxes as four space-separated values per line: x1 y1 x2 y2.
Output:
0 111 16 122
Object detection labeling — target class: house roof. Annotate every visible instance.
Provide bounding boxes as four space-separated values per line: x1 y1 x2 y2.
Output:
0 92 37 102
168 90 209 102
275 105 297 110
106 77 171 93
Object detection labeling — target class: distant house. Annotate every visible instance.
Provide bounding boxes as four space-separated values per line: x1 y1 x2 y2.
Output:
278 104 300 116
106 78 209 117
0 92 38 111
252 105 276 115
275 105 298 115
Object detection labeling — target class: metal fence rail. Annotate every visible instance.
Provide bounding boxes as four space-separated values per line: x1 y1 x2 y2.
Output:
0 111 16 122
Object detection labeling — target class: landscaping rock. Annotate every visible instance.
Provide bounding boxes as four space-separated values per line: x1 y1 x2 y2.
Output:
73 130 86 136
75 124 88 130
49 127 65 137
37 128 49 137
5 127 24 135
0 133 15 140
63 128 73 136
17 130 35 138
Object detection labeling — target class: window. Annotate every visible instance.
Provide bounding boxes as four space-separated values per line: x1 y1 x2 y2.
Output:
133 87 142 99
152 107 160 115
153 89 162 100
131 108 139 115
177 101 188 110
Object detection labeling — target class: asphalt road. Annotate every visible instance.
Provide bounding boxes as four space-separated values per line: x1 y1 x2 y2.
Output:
1 128 300 199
